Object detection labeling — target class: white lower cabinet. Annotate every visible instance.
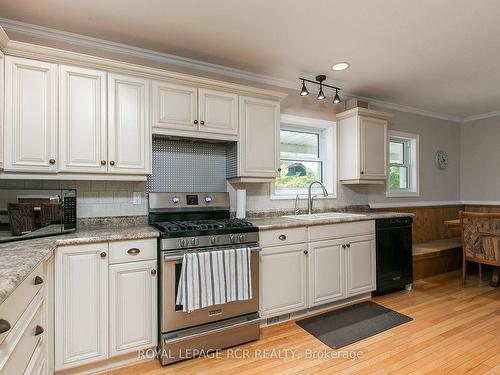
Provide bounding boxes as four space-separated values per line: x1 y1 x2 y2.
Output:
55 239 157 371
260 244 308 317
309 239 346 307
109 260 157 356
346 235 376 297
55 243 109 370
260 222 377 319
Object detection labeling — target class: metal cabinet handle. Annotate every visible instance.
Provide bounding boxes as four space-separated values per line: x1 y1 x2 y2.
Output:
34 276 44 285
303 250 309 255
278 234 286 241
109 161 115 166
194 120 199 124
127 248 140 255
151 269 157 275
200 120 205 125
277 168 282 172
100 160 107 166
0 319 11 334
342 244 346 249
34 325 44 336
100 252 107 258
347 243 351 248
360 171 364 175
49 159 56 165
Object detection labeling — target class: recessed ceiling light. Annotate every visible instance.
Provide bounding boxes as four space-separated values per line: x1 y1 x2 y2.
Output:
332 62 350 71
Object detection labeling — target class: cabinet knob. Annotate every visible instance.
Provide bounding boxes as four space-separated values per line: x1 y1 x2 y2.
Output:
342 244 346 249
34 276 44 285
303 250 309 255
151 269 157 275
360 171 364 175
49 159 56 165
100 252 107 258
347 243 351 248
194 120 199 124
0 319 11 334
109 161 115 166
278 234 286 241
34 325 44 336
127 248 140 255
100 160 107 166
277 168 282 172
200 120 205 125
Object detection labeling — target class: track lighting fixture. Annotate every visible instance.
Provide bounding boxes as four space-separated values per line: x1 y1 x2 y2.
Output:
298 74 341 104
300 80 309 96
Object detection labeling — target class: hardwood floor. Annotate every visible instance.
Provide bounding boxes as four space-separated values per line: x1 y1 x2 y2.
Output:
102 271 500 375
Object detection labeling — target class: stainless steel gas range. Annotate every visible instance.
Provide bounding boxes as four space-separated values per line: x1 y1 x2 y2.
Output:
149 192 261 365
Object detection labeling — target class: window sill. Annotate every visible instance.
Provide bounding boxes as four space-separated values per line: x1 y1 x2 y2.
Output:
386 191 420 198
270 194 337 201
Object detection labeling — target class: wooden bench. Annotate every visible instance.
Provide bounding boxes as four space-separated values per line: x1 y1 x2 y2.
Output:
413 237 462 280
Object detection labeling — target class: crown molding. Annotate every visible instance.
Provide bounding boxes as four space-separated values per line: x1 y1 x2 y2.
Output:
462 110 500 123
3 18 500 124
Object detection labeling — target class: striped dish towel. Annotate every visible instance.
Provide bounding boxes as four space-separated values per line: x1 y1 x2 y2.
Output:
176 247 253 313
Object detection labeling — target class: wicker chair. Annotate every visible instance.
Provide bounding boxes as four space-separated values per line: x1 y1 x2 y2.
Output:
460 211 500 286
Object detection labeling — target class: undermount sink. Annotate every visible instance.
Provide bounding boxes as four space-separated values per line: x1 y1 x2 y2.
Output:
283 212 367 220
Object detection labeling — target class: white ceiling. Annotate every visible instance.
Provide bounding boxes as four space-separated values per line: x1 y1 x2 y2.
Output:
1 0 500 118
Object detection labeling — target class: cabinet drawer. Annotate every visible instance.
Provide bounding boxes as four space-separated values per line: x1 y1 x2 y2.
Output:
309 220 375 241
0 291 44 374
23 339 46 375
0 263 44 345
259 227 307 247
109 238 157 264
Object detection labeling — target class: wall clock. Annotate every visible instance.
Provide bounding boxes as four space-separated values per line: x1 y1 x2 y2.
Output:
434 150 448 170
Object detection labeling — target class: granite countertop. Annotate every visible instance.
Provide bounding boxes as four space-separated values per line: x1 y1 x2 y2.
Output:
0 225 159 305
250 211 414 231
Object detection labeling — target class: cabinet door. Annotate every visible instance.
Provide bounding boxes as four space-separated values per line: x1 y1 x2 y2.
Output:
346 235 376 296
55 243 108 370
198 88 238 136
239 96 280 178
152 80 198 132
4 56 57 172
0 51 4 169
109 260 157 357
309 239 346 307
260 244 307 317
59 65 107 173
360 116 387 179
108 73 151 174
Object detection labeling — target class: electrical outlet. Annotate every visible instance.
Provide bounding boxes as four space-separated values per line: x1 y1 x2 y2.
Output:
133 192 142 205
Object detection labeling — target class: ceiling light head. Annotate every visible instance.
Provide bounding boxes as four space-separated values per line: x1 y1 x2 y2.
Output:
332 62 350 71
300 80 309 96
317 86 325 100
333 90 341 104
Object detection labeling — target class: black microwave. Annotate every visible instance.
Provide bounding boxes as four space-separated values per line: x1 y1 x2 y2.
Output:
0 188 77 243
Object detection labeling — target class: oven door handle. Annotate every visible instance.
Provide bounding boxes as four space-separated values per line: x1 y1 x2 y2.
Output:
163 246 262 262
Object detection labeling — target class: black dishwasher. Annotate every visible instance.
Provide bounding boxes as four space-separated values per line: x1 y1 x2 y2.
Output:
375 217 413 295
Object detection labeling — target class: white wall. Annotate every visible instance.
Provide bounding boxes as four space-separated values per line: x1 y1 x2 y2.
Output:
367 106 461 205
460 116 500 202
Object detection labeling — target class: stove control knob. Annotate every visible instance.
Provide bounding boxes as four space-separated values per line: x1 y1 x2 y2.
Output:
211 236 218 245
238 234 246 242
172 197 180 204
179 239 187 247
205 196 212 204
229 234 236 243
191 238 199 246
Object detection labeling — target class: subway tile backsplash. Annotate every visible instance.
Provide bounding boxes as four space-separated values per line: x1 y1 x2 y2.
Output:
0 179 148 218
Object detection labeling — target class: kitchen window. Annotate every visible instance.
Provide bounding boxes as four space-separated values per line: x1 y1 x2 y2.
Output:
387 131 419 197
272 115 336 199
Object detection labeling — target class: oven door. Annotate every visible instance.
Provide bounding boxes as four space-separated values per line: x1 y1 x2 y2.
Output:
161 247 260 333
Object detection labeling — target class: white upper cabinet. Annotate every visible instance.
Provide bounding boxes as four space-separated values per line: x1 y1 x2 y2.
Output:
152 81 197 132
231 96 280 182
109 260 157 356
108 73 151 174
152 81 238 139
4 56 57 172
338 107 389 184
58 65 107 173
198 88 238 136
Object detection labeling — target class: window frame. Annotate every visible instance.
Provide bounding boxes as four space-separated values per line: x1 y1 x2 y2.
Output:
387 131 420 197
271 114 336 200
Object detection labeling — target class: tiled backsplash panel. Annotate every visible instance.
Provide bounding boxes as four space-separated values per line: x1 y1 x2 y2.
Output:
0 180 147 218
147 136 229 192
